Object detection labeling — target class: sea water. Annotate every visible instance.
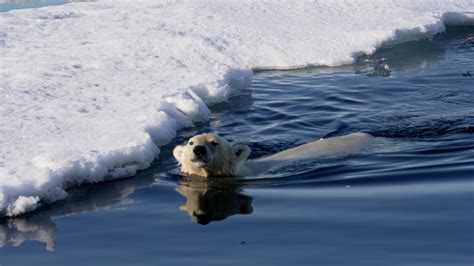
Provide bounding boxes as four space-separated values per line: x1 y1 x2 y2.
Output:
0 0 73 12
0 24 472 265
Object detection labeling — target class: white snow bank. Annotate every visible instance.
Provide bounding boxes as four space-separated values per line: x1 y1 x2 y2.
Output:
0 0 473 216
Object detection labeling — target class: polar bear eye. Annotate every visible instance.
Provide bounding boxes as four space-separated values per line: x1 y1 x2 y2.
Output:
188 141 194 146
211 141 219 146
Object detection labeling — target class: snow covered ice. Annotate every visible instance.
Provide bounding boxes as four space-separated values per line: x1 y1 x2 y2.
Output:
1 0 473 216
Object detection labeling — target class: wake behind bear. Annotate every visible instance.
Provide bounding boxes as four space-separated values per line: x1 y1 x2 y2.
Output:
173 132 373 178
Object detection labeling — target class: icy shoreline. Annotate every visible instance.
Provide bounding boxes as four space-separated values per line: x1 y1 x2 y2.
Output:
1 0 473 216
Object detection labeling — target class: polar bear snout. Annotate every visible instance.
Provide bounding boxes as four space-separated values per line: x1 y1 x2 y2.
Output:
193 145 207 158
190 143 213 167
191 145 211 166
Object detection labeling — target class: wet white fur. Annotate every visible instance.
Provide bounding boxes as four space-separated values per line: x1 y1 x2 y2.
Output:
173 132 373 177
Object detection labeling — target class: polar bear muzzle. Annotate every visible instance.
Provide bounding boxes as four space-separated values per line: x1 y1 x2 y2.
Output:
193 145 207 158
191 144 212 167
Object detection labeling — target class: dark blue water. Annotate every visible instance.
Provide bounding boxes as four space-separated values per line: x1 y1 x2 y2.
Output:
0 0 74 12
0 27 473 265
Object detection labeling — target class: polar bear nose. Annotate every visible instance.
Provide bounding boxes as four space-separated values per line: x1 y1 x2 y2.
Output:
193 145 207 157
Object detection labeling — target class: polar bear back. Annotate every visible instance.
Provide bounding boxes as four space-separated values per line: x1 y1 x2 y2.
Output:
257 132 373 162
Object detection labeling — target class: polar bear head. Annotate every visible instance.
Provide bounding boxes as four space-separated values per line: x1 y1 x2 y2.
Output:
173 134 251 177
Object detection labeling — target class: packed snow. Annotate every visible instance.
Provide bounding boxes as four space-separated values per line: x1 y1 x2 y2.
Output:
0 0 473 216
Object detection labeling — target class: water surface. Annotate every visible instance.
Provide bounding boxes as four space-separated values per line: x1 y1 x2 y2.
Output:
0 0 79 12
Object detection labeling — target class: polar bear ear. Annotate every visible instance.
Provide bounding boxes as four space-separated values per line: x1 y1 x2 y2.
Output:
173 145 185 163
233 144 251 162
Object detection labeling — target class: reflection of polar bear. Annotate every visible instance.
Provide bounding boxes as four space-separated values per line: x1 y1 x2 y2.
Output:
176 181 253 225
173 132 373 177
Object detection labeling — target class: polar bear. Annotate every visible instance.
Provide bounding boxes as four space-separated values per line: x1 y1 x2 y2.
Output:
173 132 373 178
